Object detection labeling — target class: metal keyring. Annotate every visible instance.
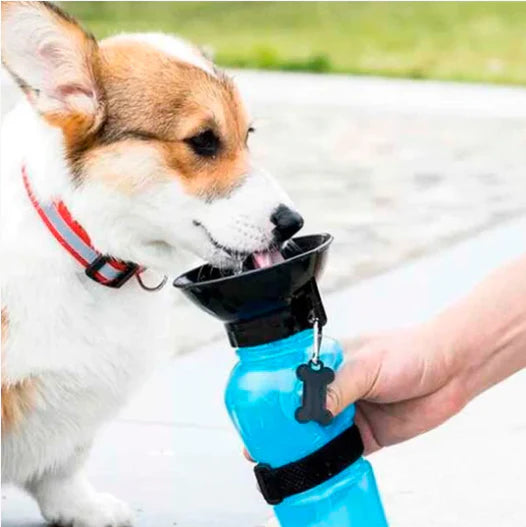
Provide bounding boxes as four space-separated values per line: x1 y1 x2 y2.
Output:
136 271 168 292
310 316 322 365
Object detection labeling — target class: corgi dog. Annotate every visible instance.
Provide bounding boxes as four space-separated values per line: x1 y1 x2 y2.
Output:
1 2 303 526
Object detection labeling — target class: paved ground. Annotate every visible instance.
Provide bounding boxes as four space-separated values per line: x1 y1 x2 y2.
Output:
235 70 526 292
3 217 526 526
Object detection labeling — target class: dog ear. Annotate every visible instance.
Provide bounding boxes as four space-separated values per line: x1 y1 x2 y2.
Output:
1 1 104 136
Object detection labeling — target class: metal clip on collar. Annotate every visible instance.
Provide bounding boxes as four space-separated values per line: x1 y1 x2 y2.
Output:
136 271 168 292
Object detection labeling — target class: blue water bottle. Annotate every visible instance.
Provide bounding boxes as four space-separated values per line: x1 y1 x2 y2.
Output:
174 234 388 527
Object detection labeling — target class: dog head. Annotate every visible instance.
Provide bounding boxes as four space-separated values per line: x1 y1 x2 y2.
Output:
1 2 303 273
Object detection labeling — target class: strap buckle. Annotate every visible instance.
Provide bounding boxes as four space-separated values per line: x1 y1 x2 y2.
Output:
85 255 138 288
254 463 283 505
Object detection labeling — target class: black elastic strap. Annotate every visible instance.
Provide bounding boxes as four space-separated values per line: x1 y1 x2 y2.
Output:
254 423 364 505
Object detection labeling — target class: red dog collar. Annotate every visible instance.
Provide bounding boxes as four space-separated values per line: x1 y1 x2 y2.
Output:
22 165 140 288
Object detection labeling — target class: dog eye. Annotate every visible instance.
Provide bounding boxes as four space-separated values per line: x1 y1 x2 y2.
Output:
185 129 220 158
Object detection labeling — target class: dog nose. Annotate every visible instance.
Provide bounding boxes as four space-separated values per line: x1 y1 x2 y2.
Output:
271 204 304 242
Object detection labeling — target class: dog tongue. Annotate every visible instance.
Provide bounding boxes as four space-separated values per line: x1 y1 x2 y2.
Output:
252 250 284 269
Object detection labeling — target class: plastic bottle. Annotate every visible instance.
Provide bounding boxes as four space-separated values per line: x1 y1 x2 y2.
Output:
174 234 388 527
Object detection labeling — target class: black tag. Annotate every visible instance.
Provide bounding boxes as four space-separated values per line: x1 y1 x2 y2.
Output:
295 360 335 426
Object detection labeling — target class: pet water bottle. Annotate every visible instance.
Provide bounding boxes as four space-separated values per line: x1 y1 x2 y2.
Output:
174 234 388 527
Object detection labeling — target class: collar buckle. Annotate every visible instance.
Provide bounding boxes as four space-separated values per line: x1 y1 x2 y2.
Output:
85 255 139 288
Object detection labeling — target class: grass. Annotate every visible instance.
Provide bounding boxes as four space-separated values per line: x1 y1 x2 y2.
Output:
64 2 526 85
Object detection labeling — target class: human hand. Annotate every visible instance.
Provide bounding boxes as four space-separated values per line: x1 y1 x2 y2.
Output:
328 256 526 456
246 255 526 460
326 324 468 455
243 323 467 461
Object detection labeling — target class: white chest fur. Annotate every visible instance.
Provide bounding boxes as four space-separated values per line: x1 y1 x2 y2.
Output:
1 102 180 484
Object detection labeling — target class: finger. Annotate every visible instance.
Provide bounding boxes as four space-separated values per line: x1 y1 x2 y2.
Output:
341 335 370 357
243 447 254 461
353 402 382 456
326 344 382 416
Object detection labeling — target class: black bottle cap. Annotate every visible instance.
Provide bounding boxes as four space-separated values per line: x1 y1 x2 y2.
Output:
173 233 333 347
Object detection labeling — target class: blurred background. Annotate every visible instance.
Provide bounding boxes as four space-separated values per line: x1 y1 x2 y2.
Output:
2 2 525 345
62 1 526 346
67 2 526 84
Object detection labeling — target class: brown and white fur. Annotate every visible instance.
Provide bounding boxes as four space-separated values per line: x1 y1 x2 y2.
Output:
1 3 297 525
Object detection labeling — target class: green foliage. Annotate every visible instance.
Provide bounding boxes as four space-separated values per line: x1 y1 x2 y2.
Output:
64 2 526 85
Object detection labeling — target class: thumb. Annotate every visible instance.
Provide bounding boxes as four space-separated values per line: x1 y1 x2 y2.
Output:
326 342 382 416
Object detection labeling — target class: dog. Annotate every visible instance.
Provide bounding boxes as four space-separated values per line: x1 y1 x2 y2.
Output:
1 2 303 525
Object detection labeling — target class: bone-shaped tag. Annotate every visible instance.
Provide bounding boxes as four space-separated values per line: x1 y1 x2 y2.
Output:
295 361 335 426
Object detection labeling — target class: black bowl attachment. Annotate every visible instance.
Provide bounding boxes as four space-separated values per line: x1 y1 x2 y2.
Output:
173 234 333 347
